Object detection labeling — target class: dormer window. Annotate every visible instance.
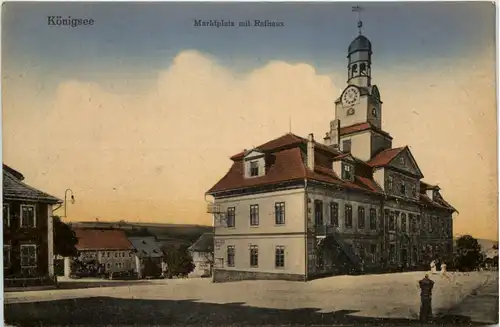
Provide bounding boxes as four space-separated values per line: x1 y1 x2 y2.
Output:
244 150 265 178
250 161 259 177
342 163 353 180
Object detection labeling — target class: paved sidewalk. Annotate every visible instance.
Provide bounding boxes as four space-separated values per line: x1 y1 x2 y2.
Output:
445 273 499 325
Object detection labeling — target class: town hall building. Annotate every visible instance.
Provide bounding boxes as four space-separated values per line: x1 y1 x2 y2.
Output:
206 21 456 282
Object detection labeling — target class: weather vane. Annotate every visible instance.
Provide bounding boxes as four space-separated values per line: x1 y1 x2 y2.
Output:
352 5 364 35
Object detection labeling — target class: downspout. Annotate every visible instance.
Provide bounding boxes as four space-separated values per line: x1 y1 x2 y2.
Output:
304 178 308 281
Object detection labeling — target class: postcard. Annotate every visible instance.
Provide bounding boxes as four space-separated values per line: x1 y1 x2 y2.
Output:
2 1 498 326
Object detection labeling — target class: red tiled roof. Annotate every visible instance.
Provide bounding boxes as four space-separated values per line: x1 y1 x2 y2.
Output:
74 228 134 251
340 122 392 140
208 147 307 194
3 168 61 204
208 133 454 212
367 147 405 167
230 133 341 161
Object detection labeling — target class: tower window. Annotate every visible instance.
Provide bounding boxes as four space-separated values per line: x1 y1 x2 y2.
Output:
351 64 358 76
360 63 367 76
342 139 352 152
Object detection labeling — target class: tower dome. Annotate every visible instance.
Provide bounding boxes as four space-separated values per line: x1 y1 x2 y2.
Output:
348 35 372 55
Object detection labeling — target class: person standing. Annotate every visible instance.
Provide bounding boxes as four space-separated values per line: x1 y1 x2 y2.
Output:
418 274 435 322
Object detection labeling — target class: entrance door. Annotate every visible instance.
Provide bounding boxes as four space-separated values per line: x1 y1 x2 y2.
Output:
401 249 408 268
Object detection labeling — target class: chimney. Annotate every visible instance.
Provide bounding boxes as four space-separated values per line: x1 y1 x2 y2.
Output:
307 133 315 170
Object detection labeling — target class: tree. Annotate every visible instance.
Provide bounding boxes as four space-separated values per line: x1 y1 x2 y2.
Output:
162 244 195 278
53 216 79 257
454 235 483 271
143 257 162 277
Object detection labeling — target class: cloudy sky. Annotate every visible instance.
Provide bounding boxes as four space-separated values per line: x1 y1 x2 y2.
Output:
2 2 497 240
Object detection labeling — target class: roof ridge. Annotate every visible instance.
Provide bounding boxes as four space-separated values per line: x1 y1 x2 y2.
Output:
3 170 62 203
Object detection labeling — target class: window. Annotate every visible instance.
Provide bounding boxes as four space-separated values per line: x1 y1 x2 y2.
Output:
388 176 393 192
107 252 110 257
369 208 377 230
389 244 396 263
345 204 353 228
275 202 285 225
20 205 36 228
250 205 259 226
314 200 323 226
400 156 406 166
370 244 377 263
357 207 365 229
415 215 421 233
227 207 236 228
351 64 358 76
360 63 367 76
3 204 10 227
413 246 418 264
106 263 110 269
129 252 132 257
400 182 406 196
342 140 352 153
250 161 259 177
401 213 407 232
3 245 11 268
411 185 417 198
389 211 395 231
250 245 258 267
330 202 339 227
20 244 37 268
371 108 377 117
275 246 285 268
115 252 118 258
342 163 353 180
227 246 235 267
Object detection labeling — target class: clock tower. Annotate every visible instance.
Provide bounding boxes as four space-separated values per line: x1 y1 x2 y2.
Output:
324 7 392 161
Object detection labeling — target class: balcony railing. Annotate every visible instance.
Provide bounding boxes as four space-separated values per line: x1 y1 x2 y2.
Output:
207 203 222 214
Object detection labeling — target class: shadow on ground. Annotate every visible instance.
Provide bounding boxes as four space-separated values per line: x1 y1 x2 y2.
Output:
5 296 484 326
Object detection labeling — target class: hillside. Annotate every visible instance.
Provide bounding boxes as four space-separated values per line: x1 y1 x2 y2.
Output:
71 221 213 247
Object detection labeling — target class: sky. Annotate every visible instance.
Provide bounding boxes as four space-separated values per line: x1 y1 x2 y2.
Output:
2 2 497 240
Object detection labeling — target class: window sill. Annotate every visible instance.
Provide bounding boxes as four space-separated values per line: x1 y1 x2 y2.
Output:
249 225 259 228
274 224 286 227
275 266 285 269
249 266 259 268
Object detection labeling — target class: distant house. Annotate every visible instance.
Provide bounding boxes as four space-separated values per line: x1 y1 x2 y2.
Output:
65 228 136 277
127 236 164 278
188 233 214 277
483 245 499 270
3 164 62 287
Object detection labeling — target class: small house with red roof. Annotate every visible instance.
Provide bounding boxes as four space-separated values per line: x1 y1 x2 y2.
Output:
206 27 456 282
3 164 62 287
64 228 136 277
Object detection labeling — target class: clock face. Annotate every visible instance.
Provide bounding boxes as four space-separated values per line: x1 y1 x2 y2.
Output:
342 86 360 107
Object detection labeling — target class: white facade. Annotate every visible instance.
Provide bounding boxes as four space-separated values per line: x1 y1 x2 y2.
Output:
214 189 306 278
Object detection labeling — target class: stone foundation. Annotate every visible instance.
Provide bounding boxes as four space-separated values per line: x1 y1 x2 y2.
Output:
213 269 306 283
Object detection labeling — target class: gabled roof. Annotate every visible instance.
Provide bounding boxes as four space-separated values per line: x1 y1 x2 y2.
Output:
367 147 405 167
368 146 424 178
340 122 392 140
189 233 214 253
3 166 62 204
128 236 163 258
74 228 134 251
3 164 24 181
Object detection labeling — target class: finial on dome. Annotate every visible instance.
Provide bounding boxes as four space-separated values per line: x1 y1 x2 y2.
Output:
352 5 364 35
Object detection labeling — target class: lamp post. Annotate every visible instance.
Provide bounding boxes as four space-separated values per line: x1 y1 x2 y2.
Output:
63 189 76 218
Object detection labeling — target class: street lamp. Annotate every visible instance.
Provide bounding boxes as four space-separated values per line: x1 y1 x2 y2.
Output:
64 189 75 218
